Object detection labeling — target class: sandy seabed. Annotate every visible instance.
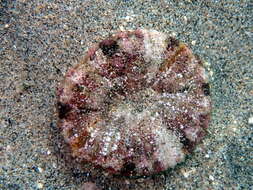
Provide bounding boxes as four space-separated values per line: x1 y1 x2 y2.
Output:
0 0 252 189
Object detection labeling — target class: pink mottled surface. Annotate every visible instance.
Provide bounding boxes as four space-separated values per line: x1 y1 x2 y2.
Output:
57 29 211 176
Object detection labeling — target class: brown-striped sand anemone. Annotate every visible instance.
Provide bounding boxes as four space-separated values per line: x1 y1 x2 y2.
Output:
56 29 211 176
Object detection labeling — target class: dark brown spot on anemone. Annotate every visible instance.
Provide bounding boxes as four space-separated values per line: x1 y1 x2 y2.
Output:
179 135 196 152
57 102 72 119
121 162 136 176
167 37 179 50
153 161 164 172
99 39 119 57
199 114 210 128
178 85 190 93
79 107 98 114
202 83 210 96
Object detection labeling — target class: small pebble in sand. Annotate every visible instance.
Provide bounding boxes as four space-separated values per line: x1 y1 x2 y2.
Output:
191 40 196 46
248 116 253 125
36 182 44 189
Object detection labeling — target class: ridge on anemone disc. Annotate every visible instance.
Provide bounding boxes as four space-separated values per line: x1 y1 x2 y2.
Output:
56 29 211 177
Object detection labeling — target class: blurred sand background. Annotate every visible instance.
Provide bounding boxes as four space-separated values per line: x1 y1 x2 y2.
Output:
0 0 252 189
